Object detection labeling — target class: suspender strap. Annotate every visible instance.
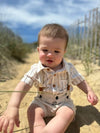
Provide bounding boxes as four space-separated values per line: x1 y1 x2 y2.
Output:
64 61 71 91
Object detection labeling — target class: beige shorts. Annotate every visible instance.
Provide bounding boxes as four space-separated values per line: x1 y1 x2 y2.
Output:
31 92 76 117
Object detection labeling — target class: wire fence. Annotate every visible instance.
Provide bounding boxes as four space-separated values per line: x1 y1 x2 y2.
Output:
67 7 100 66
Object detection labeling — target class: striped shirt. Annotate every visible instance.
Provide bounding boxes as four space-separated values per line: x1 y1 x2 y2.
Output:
21 59 84 95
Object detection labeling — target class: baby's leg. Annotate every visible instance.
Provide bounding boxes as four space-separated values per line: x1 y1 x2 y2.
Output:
42 106 74 133
27 103 46 133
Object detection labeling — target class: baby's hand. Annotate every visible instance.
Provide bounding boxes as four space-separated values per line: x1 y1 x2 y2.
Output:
87 90 98 105
0 106 20 133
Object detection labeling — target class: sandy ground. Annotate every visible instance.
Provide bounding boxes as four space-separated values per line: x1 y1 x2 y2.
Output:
0 52 100 133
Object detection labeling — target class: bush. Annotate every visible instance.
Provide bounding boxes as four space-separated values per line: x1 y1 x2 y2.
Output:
7 42 31 61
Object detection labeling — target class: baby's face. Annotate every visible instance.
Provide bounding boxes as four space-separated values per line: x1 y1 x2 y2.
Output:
37 36 66 71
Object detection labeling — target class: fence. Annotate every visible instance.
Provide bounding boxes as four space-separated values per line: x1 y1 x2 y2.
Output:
67 7 100 66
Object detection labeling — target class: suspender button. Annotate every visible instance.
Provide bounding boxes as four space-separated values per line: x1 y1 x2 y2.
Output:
66 96 69 99
39 95 42 98
55 96 59 100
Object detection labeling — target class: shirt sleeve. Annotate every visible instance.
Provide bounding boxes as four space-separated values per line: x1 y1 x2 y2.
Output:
21 64 38 87
69 63 84 85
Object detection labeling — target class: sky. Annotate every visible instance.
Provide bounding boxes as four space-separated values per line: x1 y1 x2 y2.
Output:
0 0 100 43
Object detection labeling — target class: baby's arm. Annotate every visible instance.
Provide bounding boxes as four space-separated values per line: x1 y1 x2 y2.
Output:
77 80 98 105
0 81 31 133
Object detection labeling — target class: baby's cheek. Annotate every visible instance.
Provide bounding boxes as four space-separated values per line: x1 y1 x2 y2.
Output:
56 55 63 61
39 52 46 60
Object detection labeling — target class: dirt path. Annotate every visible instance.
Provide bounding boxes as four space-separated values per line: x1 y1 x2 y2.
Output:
0 52 100 133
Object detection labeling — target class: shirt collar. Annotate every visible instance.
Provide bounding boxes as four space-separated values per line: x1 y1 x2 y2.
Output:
37 61 50 73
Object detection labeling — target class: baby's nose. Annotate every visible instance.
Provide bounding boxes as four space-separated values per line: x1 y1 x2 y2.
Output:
47 52 53 56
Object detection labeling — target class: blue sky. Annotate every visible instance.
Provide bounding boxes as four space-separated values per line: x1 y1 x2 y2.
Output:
0 0 100 43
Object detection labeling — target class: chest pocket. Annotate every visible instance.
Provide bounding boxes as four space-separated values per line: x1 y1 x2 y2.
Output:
33 71 45 88
58 71 68 91
58 70 71 92
60 80 68 90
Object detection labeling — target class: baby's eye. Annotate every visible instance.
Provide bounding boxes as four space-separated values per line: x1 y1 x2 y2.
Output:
42 49 48 52
54 50 60 53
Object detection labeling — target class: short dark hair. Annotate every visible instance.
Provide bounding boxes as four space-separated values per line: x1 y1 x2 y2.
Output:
38 23 69 49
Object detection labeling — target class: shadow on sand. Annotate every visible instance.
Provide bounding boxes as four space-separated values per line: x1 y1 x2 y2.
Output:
45 105 100 133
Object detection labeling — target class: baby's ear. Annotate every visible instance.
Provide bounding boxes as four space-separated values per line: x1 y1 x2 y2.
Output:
37 47 39 52
64 49 67 54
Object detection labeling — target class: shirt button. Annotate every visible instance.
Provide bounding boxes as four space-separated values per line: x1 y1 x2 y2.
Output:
67 85 70 90
53 84 56 87
54 74 56 76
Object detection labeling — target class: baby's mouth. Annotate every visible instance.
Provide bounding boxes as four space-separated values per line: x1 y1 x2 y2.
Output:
46 59 53 63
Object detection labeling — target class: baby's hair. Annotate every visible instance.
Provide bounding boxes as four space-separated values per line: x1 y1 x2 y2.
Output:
38 23 69 49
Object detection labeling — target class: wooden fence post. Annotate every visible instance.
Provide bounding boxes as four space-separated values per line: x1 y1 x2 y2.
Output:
68 7 100 66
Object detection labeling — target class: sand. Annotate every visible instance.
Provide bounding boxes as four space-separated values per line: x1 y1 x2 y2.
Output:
0 52 100 133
